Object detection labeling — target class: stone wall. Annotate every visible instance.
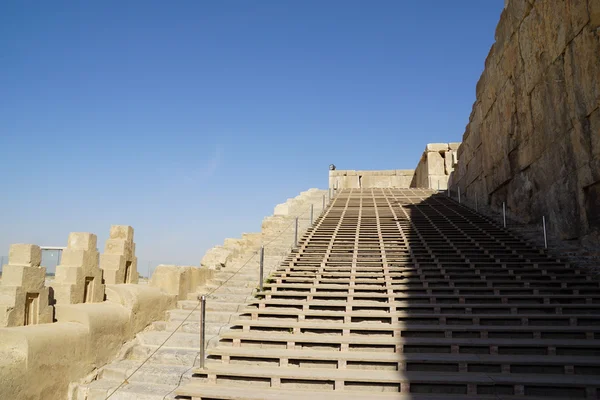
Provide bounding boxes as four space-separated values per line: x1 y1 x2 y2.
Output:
0 285 177 400
200 189 328 269
411 143 461 190
451 0 600 245
0 226 214 400
329 170 415 189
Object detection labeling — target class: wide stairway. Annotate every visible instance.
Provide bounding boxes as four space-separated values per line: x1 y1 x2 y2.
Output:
178 188 600 399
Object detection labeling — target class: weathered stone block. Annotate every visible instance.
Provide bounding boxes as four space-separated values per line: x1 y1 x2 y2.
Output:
565 26 600 121
104 239 132 256
426 152 446 175
109 225 134 241
426 143 449 152
61 249 98 268
99 254 125 271
1 264 46 289
54 265 82 284
67 233 97 251
9 244 41 267
200 246 232 270
591 0 600 28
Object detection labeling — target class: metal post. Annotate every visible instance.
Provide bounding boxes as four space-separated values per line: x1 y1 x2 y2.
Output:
543 216 548 249
502 202 506 228
294 217 298 248
458 187 461 204
328 188 331 201
259 246 264 291
199 295 206 369
310 204 314 225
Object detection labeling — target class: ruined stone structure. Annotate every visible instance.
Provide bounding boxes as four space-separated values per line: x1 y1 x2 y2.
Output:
412 142 461 189
329 143 461 190
99 225 139 284
52 233 105 305
451 0 600 245
329 169 415 189
0 227 213 400
1 2 600 399
0 244 53 327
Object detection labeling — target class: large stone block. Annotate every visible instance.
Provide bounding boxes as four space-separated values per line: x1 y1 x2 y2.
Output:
426 152 446 175
99 254 125 271
565 26 600 122
1 264 46 290
200 246 232 270
530 57 572 148
53 265 82 284
9 244 41 267
67 233 97 251
426 143 449 152
104 239 133 256
61 249 98 268
109 225 134 241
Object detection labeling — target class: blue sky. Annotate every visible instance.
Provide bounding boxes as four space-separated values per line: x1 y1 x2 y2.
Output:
0 1 504 274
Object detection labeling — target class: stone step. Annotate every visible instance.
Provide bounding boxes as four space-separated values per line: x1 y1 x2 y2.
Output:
176 383 577 400
167 309 239 324
217 330 600 349
199 284 255 294
206 345 600 371
186 292 254 302
239 304 600 317
138 330 211 349
177 300 243 312
226 314 600 332
245 294 600 307
100 359 192 386
78 378 178 400
129 344 215 366
151 321 225 336
164 320 237 335
185 363 600 395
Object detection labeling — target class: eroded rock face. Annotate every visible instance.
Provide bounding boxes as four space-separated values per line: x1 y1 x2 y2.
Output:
452 0 600 245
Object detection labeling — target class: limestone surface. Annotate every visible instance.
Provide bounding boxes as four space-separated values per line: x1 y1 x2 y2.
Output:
0 244 53 327
52 232 105 305
452 0 600 245
411 143 461 189
99 225 139 284
329 170 415 189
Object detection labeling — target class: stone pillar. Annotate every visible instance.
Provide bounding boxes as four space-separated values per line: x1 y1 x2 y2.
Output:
52 233 105 304
99 225 139 284
0 244 53 327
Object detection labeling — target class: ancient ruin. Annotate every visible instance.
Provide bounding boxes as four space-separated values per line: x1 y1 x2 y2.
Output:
0 244 53 327
0 1 599 399
52 233 105 305
451 0 600 245
99 225 139 284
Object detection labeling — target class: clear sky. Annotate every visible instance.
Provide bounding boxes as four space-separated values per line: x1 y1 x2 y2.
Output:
0 1 504 274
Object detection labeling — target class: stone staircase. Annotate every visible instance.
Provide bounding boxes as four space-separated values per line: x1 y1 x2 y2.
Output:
73 190 328 400
177 188 600 399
